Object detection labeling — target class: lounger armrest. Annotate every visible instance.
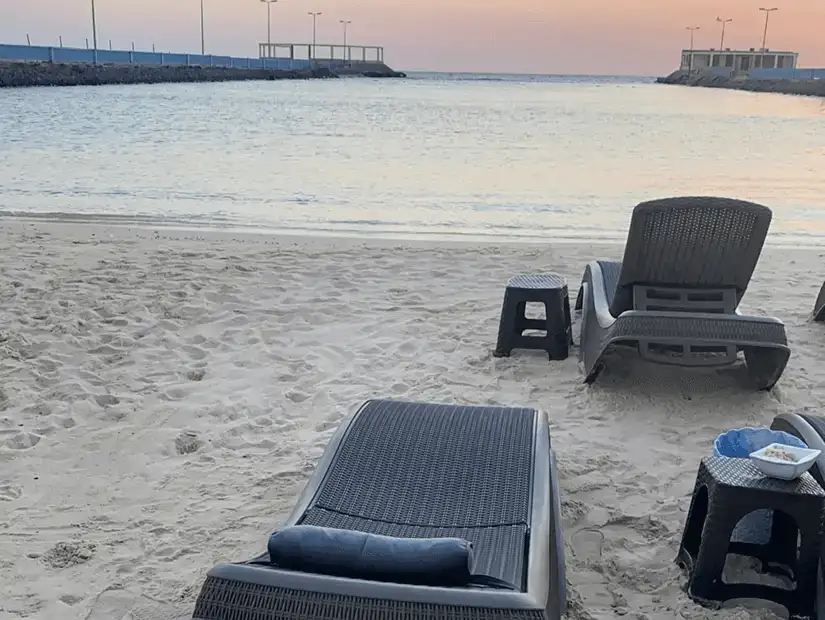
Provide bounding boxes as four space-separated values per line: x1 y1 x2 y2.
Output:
581 260 619 329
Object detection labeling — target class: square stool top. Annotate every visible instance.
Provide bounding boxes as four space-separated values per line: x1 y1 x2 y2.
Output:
506 274 567 290
700 456 825 497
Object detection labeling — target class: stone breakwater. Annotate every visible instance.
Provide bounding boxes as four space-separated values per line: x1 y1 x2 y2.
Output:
656 70 825 98
0 61 405 88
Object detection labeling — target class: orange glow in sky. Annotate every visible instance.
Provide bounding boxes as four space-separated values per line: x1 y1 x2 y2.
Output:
3 0 824 74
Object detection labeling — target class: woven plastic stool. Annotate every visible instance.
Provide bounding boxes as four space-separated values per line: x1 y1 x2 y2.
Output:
493 274 573 361
676 456 825 619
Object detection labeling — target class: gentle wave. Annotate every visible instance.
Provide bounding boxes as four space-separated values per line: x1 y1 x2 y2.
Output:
2 210 823 250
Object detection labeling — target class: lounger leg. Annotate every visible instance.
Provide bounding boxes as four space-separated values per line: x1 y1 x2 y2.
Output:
744 347 791 391
583 360 605 383
577 281 606 382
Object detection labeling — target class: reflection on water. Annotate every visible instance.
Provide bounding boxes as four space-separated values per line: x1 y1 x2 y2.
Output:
0 74 823 243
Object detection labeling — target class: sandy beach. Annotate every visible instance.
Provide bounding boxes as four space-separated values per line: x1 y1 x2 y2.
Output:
2 219 824 620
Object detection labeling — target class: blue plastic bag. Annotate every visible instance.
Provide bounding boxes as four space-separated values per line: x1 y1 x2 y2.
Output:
712 427 808 545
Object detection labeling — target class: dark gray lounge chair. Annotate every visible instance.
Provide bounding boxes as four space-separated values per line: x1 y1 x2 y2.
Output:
813 283 825 322
192 399 567 620
574 196 790 391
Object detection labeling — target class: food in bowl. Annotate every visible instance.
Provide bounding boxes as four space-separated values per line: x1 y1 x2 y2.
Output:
749 442 821 481
761 446 798 462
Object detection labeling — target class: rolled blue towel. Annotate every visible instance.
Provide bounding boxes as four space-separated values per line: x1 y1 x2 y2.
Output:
268 525 474 586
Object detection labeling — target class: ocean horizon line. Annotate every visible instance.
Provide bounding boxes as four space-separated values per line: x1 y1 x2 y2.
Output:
401 69 658 80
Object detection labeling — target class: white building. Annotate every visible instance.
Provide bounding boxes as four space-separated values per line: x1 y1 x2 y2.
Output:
681 48 798 72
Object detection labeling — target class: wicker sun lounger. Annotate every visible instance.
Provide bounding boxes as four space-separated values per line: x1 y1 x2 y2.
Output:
192 399 567 620
574 196 790 391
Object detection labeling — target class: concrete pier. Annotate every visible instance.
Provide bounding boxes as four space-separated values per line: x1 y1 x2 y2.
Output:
657 70 825 98
0 42 405 88
0 61 404 88
0 61 330 88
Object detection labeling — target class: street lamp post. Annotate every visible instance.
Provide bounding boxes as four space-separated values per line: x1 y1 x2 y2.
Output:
686 26 700 71
90 0 98 51
759 7 778 50
716 17 732 49
339 20 351 65
308 11 321 59
261 0 277 52
200 0 205 55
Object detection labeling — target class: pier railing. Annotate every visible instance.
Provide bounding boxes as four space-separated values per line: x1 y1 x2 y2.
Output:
0 42 344 71
259 43 384 65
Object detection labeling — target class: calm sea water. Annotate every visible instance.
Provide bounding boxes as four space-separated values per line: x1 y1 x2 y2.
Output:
1 72 824 244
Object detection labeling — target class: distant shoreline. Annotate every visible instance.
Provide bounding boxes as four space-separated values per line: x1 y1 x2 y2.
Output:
656 69 825 98
3 212 825 251
0 60 405 88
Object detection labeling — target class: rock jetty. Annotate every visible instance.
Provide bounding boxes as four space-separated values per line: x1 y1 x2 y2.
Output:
0 61 405 88
656 70 825 98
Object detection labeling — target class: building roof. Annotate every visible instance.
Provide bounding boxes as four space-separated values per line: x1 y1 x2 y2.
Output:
683 48 798 55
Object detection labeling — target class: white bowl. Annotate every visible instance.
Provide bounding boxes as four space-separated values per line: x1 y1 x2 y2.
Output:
749 443 821 481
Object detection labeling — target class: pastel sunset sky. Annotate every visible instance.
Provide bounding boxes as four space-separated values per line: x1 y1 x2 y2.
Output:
3 0 824 74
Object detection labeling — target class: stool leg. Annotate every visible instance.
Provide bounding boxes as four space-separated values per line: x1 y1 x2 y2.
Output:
494 290 519 357
787 513 822 617
677 482 708 567
762 510 797 577
688 495 734 603
545 298 569 361
514 301 529 334
790 533 818 616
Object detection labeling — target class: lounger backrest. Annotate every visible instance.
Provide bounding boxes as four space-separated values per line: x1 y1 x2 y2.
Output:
611 196 772 317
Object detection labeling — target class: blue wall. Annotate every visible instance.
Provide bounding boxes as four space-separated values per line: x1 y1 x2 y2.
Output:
704 66 825 80
0 43 348 71
746 67 825 80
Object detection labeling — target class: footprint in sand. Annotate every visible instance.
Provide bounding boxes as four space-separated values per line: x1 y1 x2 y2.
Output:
181 344 208 361
186 369 206 382
0 484 22 501
5 431 41 450
93 394 121 407
58 594 83 606
41 542 96 569
83 589 158 620
175 431 203 455
284 388 310 404
571 527 605 564
255 470 306 488
160 385 193 402
87 344 123 356
568 528 620 611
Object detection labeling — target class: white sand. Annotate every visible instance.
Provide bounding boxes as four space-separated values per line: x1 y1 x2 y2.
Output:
1 219 823 620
